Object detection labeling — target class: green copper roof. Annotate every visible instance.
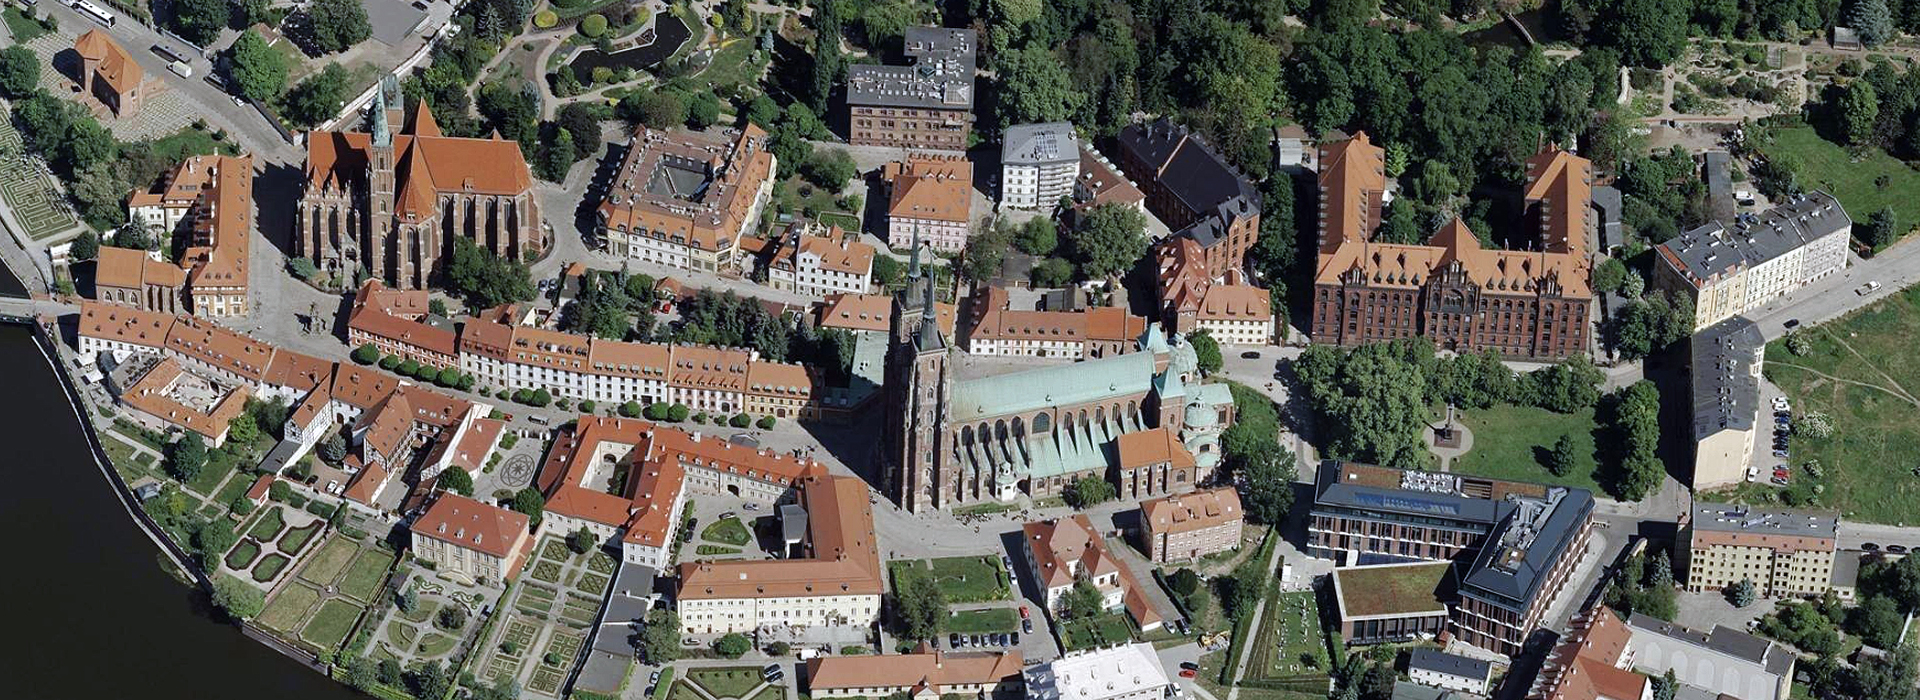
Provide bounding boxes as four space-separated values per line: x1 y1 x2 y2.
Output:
951 352 1157 420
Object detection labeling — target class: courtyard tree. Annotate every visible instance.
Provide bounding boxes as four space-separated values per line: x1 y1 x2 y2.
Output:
211 575 265 620
1188 330 1223 374
636 610 682 663
1727 577 1756 607
568 526 596 554
1593 258 1628 293
319 433 348 463
801 149 858 191
228 31 290 103
192 518 238 567
70 230 100 262
436 467 474 496
891 569 947 641
167 433 209 482
1064 475 1116 508
397 587 419 613
1243 443 1296 524
1843 80 1881 148
1851 594 1905 648
994 44 1086 128
437 602 468 630
1061 580 1105 620
306 0 373 54
621 401 642 418
713 633 752 659
1064 204 1147 280
511 487 546 526
0 46 40 98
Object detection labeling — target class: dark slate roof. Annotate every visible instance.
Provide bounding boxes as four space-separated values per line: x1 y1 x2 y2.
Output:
1628 613 1795 676
1391 682 1460 700
1689 317 1764 441
1407 649 1492 681
1458 486 1594 613
1310 460 1503 528
1117 118 1261 223
846 27 976 110
1002 122 1078 166
1656 190 1850 288
1591 184 1623 251
1704 151 1734 222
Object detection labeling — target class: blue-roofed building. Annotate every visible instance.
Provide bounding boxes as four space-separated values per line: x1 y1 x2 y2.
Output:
1308 460 1595 657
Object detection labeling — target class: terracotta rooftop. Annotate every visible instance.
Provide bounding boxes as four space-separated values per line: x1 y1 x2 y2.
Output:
165 314 277 382
117 357 252 442
414 492 531 559
1142 487 1243 536
94 246 186 292
815 292 957 335
75 29 141 94
806 646 1022 693
885 155 973 223
678 472 881 600
1023 515 1119 590
306 126 533 199
1116 427 1197 471
597 125 776 254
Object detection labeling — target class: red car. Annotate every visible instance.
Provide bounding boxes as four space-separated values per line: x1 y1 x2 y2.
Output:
1019 606 1030 619
1179 669 1197 679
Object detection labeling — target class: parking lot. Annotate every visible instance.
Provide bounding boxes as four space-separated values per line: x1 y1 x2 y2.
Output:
1747 382 1797 488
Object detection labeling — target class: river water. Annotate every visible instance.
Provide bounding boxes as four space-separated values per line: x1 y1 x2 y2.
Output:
0 322 361 700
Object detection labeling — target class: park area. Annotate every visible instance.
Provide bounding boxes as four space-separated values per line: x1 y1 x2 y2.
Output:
0 106 82 243
1760 125 1920 251
1760 285 1920 523
1448 404 1603 495
256 535 395 655
1238 591 1333 694
888 555 1011 603
665 666 784 700
477 539 615 692
1059 611 1136 651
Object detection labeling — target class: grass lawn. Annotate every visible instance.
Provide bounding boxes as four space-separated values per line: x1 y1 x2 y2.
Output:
947 607 1018 634
247 507 288 541
260 583 322 632
1244 591 1332 687
577 571 611 596
225 540 263 570
417 632 457 656
252 553 291 582
695 544 741 556
746 687 785 700
339 549 395 602
1757 285 1920 523
185 456 238 497
686 667 767 698
399 599 439 625
816 211 861 232
387 621 419 649
691 37 768 96
1060 612 1136 651
890 556 1010 603
701 517 751 546
1332 562 1451 617
1450 403 1604 494
214 473 254 510
278 522 321 554
146 127 241 162
3 7 50 42
1762 126 1920 250
300 599 364 651
299 537 358 586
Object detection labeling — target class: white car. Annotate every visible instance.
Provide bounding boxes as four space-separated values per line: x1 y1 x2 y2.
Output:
1858 281 1882 295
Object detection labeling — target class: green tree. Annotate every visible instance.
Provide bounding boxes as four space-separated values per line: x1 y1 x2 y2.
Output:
319 433 348 463
1064 475 1117 508
351 343 380 364
1867 206 1900 248
0 46 41 98
1065 204 1147 279
1851 594 1906 648
1547 433 1586 476
1030 257 1074 287
284 63 352 127
1014 218 1057 255
71 165 131 228
1727 577 1756 607
1844 79 1881 147
625 89 687 129
226 411 261 447
212 575 265 620
1188 331 1223 374
1593 258 1628 293
511 486 546 526
167 433 209 482
228 31 289 103
568 526 596 554
891 570 947 641
1607 380 1665 501
1243 443 1297 525
713 633 751 658
192 518 238 567
1851 0 1896 47
307 0 373 53
638 610 682 663
620 401 642 418
444 237 535 309
539 129 575 182
1061 580 1106 619
169 0 231 44
436 467 474 496
802 149 858 190
1601 0 1688 67
687 90 721 129
437 603 468 630
995 45 1086 128
70 230 101 262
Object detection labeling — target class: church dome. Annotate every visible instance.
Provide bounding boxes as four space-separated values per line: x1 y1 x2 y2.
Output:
1184 402 1219 429
1168 335 1199 376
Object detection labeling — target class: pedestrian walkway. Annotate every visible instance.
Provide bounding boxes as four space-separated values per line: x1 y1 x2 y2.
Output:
1224 532 1288 700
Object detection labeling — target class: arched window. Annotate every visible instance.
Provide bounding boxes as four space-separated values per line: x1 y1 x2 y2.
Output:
1032 412 1051 433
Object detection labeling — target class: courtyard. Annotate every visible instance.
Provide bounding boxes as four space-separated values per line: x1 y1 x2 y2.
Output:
665 665 786 700
888 555 1011 604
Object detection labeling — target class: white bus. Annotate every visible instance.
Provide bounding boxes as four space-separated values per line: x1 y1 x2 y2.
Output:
71 0 114 27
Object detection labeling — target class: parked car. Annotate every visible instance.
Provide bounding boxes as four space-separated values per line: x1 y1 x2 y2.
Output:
744 503 760 511
1773 450 1791 458
1771 476 1789 485
1240 351 1261 359
1181 662 1201 671
949 633 961 647
762 664 782 679
650 671 661 685
719 511 737 520
1180 669 1198 679
1858 281 1882 295
1891 544 1910 554
1009 632 1019 645
1019 606 1030 619
1021 618 1033 633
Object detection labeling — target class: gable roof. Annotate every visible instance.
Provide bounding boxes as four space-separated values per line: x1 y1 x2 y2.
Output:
414 492 530 559
886 155 973 223
807 648 1022 693
75 29 142 94
1142 487 1242 535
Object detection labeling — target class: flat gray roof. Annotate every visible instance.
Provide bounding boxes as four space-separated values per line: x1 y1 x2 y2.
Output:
1002 122 1078 166
1689 317 1764 441
1407 648 1491 680
1691 502 1838 539
846 27 976 110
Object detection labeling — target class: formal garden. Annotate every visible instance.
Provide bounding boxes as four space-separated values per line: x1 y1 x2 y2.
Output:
255 535 397 656
475 538 616 695
664 666 784 700
887 555 1011 604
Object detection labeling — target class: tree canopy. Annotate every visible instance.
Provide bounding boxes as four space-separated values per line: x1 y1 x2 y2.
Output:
1064 204 1146 280
229 31 290 103
305 0 373 54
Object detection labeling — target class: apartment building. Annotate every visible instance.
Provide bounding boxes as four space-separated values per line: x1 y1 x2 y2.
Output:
410 492 533 585
1073 142 1145 214
1139 486 1244 563
846 27 975 151
1653 191 1851 331
1024 644 1171 700
1690 318 1764 489
1001 122 1079 209
347 279 459 370
884 155 973 253
1307 461 1595 656
962 286 1147 359
1021 515 1162 631
597 125 778 273
814 292 958 338
1155 237 1272 342
806 646 1022 699
764 226 875 297
1680 503 1839 599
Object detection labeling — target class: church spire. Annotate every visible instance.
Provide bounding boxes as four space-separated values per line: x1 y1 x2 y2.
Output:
908 228 922 279
370 87 391 148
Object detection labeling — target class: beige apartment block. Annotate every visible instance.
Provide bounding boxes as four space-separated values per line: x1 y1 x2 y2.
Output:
1140 487 1244 564
1681 503 1838 598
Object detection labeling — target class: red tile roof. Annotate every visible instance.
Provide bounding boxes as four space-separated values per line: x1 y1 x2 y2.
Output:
415 492 531 559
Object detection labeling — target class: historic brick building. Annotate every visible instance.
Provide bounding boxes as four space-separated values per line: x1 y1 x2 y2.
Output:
298 78 542 289
1309 134 1595 358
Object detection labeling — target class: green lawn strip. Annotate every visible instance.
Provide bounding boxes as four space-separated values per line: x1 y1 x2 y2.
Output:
3 7 48 41
946 607 1019 634
147 127 240 162
695 544 741 556
1060 611 1137 651
246 506 288 540
691 38 769 96
1448 403 1603 495
252 553 291 582
225 540 263 570
339 549 396 602
700 517 751 546
668 681 705 700
889 556 1009 603
746 686 785 700
1762 126 1920 251
387 621 420 649
300 599 365 651
298 537 358 586
184 454 238 496
260 583 322 632
519 583 559 607
213 472 254 509
417 632 457 657
650 668 676 700
278 521 322 555
686 666 767 698
816 211 860 232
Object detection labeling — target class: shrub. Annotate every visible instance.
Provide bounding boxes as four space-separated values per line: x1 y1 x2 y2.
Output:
692 412 709 424
729 413 750 428
305 500 338 518
580 400 596 414
351 344 380 365
579 13 608 37
533 10 557 28
755 416 775 430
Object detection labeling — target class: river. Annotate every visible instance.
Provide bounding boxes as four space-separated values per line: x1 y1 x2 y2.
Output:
0 321 361 700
